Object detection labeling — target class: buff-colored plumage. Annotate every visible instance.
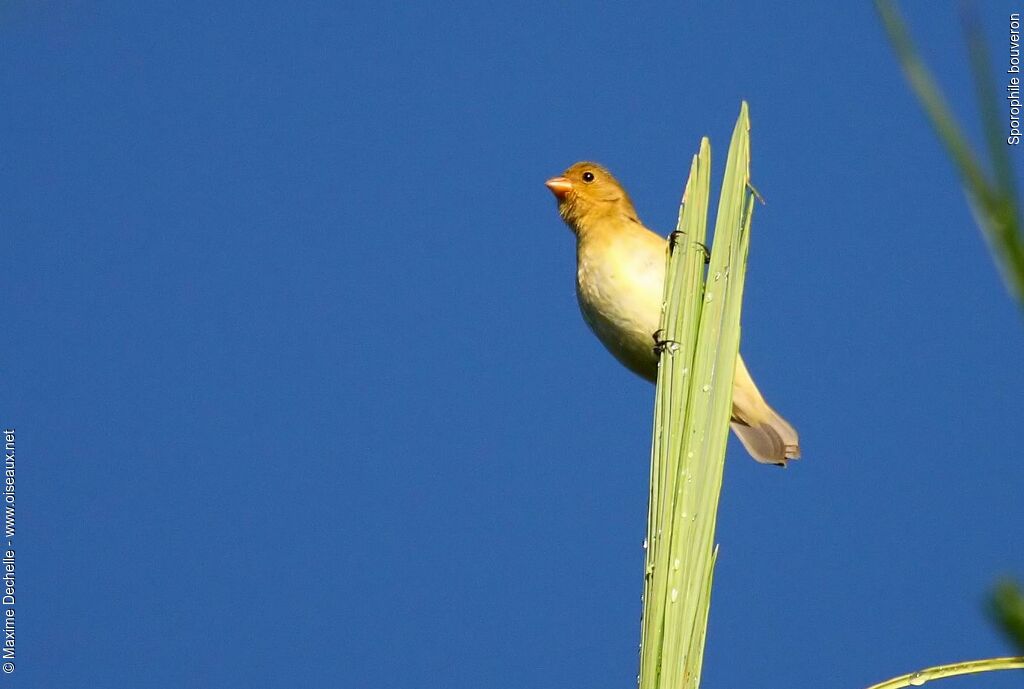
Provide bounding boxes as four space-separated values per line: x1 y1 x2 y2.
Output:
546 162 800 465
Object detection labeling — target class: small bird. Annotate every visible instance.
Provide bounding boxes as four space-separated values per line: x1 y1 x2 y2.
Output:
545 161 800 465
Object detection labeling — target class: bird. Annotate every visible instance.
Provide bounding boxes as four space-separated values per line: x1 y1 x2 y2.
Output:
545 161 800 465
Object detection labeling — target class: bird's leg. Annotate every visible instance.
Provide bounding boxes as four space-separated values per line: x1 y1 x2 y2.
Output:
652 329 680 356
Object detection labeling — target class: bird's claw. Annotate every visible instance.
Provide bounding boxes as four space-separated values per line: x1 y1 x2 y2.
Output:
668 232 710 264
652 329 680 356
694 241 710 264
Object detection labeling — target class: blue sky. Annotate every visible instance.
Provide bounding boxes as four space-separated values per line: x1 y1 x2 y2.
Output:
3 2 1024 688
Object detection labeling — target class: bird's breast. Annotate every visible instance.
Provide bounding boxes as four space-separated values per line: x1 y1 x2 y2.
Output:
575 230 666 381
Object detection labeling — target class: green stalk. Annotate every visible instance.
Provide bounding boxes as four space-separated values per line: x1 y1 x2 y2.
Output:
639 103 754 689
862 656 1024 689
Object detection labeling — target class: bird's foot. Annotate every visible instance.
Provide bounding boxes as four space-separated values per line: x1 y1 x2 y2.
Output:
652 329 680 356
668 232 710 264
695 241 710 264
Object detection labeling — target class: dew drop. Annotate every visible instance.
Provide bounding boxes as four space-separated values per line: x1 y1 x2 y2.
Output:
670 588 678 602
909 672 926 687
701 384 711 393
673 558 680 571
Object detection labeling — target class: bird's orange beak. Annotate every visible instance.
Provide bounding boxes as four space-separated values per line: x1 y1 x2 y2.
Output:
545 176 573 200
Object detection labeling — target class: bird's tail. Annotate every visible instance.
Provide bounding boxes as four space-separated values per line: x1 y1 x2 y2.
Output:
729 355 801 466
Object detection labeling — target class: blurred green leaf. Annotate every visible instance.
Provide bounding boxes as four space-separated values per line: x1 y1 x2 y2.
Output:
875 0 1024 309
989 579 1024 653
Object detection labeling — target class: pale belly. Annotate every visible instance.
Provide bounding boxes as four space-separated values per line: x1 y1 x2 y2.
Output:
576 233 666 382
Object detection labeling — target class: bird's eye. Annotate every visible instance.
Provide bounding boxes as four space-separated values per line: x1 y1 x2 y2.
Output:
581 171 595 183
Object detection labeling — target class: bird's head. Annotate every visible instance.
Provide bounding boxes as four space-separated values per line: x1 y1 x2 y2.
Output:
545 162 640 235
